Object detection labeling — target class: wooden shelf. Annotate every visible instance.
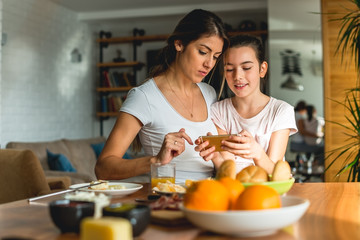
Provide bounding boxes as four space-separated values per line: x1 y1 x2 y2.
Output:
96 30 268 45
228 30 267 36
97 61 144 68
97 112 120 117
96 86 133 92
97 34 169 44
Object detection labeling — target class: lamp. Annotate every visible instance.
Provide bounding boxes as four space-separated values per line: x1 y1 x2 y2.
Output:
280 49 304 91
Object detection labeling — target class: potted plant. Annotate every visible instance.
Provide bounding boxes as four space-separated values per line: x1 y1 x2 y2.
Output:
325 0 360 181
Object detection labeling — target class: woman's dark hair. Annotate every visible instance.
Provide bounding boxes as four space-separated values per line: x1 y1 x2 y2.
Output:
148 9 229 78
295 100 307 111
228 34 265 65
306 105 315 121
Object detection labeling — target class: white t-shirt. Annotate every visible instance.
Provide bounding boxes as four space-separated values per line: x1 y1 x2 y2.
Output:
211 97 297 173
304 117 324 145
120 79 218 183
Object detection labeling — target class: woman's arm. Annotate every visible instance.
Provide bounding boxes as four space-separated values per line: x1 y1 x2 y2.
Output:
95 112 153 180
95 112 193 180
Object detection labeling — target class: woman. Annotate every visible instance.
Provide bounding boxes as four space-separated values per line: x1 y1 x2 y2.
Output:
95 9 228 183
196 34 297 174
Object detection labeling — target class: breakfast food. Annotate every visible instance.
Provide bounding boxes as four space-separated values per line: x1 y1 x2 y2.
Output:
65 191 110 218
216 159 236 179
89 180 109 190
80 217 132 240
184 179 229 211
219 177 245 209
272 160 292 181
236 165 268 183
152 181 186 193
89 180 126 190
234 185 281 210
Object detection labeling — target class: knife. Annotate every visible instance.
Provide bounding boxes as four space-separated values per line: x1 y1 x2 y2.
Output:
28 181 105 202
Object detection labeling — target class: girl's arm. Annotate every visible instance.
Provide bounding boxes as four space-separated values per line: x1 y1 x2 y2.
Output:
222 129 290 174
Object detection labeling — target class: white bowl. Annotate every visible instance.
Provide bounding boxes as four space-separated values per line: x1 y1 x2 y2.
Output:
181 196 309 237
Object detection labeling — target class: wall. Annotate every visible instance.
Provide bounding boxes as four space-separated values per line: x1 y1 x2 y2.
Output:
0 0 96 147
268 0 323 116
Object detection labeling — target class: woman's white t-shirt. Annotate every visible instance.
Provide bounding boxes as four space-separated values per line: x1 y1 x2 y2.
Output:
120 79 218 183
211 97 297 173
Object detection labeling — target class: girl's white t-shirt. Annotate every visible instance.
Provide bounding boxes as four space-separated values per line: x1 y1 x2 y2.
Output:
120 79 218 183
211 97 297 173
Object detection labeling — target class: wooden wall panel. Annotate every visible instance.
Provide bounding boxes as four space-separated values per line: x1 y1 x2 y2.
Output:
322 0 358 181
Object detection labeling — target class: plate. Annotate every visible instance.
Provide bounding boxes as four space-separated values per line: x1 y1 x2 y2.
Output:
69 182 143 197
153 189 186 197
181 195 309 237
242 178 295 195
152 184 186 197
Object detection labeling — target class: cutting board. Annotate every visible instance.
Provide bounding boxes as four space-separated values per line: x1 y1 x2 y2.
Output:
150 210 190 226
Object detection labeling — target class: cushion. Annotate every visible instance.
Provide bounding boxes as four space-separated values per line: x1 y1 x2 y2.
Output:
91 142 132 159
47 149 76 172
91 142 105 158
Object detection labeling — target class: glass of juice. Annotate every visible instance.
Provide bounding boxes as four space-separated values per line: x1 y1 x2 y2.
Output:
151 162 176 188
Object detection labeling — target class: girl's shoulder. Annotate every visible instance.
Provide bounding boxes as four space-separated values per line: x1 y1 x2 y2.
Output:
269 97 294 111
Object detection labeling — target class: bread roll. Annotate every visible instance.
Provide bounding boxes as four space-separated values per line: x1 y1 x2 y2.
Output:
236 165 268 183
272 160 292 181
216 160 236 179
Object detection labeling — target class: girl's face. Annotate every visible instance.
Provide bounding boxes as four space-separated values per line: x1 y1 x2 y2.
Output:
175 35 223 83
225 46 267 98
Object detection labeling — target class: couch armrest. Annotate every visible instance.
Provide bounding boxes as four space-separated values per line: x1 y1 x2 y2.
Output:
44 170 95 184
46 176 71 190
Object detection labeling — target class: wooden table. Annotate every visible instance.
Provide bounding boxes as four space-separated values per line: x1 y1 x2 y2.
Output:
0 182 359 240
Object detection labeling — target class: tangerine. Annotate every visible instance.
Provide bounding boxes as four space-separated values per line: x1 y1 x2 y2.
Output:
219 177 245 210
234 185 281 210
183 179 229 211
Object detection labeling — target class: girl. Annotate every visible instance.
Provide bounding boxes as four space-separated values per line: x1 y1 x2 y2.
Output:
197 34 297 174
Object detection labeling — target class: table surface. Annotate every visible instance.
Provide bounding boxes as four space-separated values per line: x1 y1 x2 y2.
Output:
0 182 359 240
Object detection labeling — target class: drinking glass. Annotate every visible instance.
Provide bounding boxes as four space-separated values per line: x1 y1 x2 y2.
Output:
150 162 176 188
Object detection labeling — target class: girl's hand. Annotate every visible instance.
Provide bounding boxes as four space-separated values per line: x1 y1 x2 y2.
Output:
156 128 193 165
221 130 265 161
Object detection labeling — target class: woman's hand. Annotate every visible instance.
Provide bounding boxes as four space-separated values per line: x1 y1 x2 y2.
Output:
155 128 193 165
194 132 227 169
221 130 265 161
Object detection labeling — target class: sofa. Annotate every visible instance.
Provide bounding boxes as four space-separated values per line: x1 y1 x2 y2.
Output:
6 137 106 184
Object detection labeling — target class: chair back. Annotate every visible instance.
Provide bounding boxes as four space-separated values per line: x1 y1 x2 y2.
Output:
0 149 51 204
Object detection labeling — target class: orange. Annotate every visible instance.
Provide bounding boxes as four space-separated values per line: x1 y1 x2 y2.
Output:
219 177 245 210
183 179 229 211
234 185 281 210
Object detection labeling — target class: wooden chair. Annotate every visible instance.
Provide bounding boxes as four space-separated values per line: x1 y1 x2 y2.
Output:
0 149 70 204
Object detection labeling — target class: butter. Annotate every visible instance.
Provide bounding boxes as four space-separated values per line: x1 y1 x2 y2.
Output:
80 217 132 240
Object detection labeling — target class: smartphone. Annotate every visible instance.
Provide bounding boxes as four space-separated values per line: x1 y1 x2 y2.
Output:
199 134 237 152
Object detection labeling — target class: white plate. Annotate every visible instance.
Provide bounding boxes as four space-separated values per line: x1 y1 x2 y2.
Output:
69 182 143 197
181 195 309 237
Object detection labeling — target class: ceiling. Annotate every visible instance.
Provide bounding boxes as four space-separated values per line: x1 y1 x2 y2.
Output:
49 0 267 21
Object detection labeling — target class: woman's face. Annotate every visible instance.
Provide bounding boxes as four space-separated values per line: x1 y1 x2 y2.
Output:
225 46 267 98
175 35 224 83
